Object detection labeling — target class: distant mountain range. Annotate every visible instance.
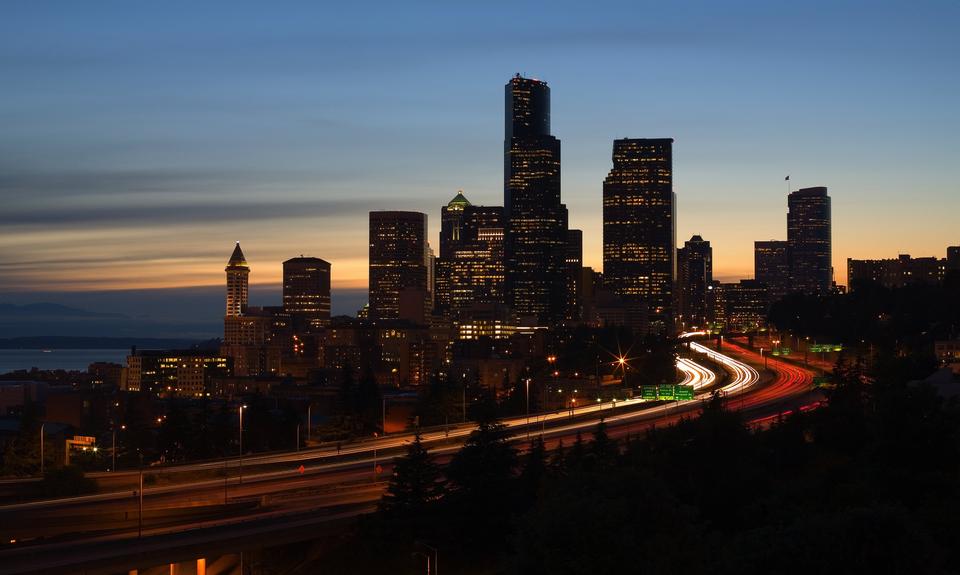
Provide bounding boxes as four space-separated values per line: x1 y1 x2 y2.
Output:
0 300 222 339
0 302 127 318
0 336 219 350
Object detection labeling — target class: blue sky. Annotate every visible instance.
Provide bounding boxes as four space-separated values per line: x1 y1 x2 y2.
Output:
1 0 958 327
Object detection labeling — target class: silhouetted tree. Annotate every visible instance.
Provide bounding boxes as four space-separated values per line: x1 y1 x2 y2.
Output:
379 431 444 519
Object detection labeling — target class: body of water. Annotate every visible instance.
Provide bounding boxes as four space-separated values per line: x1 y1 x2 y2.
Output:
0 349 128 373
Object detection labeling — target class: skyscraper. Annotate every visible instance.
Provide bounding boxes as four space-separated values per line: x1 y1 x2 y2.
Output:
565 229 583 321
369 211 428 321
503 74 567 324
787 187 832 295
677 235 712 329
225 242 249 318
437 191 505 320
947 246 960 273
754 240 790 304
602 138 676 334
282 256 331 331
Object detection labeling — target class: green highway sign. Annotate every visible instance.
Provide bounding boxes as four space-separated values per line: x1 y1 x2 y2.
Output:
641 386 657 400
676 385 694 401
658 384 675 400
809 344 842 353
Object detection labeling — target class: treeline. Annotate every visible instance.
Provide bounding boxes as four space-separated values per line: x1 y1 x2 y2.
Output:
314 353 960 574
769 274 960 353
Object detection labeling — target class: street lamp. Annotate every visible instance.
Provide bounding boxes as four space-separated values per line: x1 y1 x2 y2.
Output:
39 423 45 475
525 378 531 441
238 404 246 485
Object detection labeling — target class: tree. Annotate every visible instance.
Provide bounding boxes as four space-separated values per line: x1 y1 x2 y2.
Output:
379 431 445 518
519 436 548 501
42 465 97 497
589 419 618 469
446 399 517 499
1 401 43 476
357 369 383 433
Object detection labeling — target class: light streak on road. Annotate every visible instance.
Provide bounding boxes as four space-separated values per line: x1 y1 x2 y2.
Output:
688 341 760 395
676 357 716 390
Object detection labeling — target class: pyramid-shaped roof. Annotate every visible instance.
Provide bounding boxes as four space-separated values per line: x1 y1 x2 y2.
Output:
227 242 248 267
447 190 471 208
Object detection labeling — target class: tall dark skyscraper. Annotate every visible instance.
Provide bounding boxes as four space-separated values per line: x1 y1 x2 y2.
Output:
754 240 790 304
602 138 676 334
677 235 712 329
282 256 331 330
787 187 832 295
565 229 583 321
436 191 505 320
503 74 568 324
368 211 428 320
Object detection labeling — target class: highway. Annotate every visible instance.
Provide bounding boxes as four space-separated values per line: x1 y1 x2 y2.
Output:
0 338 819 573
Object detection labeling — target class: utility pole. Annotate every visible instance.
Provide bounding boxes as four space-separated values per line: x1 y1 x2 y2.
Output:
238 405 245 485
39 423 44 475
138 452 144 538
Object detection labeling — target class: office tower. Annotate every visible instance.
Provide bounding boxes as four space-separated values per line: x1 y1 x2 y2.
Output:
282 256 331 331
711 280 769 333
847 253 947 290
677 235 712 329
225 242 249 318
602 138 676 334
948 246 960 272
754 240 790 304
787 187 832 295
369 211 429 320
437 191 506 320
503 74 568 324
566 229 583 321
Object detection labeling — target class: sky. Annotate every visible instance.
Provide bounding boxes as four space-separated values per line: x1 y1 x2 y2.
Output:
1 0 958 328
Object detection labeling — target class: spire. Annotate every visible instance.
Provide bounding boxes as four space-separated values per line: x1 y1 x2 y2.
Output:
447 190 471 209
227 242 248 268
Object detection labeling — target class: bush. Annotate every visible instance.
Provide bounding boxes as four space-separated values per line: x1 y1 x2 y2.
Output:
41 465 98 497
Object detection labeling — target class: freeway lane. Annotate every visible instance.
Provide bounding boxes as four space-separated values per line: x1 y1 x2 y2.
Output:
0 341 819 570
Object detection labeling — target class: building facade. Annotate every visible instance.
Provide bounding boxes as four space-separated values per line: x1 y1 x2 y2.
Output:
503 74 568 325
369 211 429 321
283 256 331 331
787 187 832 295
848 253 948 290
710 280 769 333
602 138 676 334
755 240 790 304
677 235 712 330
437 192 506 320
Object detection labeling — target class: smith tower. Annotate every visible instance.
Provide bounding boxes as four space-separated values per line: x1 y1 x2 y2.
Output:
602 138 676 335
503 74 567 324
225 242 249 318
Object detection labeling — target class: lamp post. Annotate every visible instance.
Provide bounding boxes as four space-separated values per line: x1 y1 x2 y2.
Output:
307 404 312 444
137 451 144 538
111 428 117 471
238 405 246 485
418 541 439 575
372 432 379 480
38 423 45 475
525 378 531 441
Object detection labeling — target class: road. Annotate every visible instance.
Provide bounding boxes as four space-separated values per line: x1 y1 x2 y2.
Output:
0 339 820 573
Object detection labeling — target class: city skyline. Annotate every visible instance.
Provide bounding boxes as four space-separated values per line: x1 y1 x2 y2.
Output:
2 1 959 304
